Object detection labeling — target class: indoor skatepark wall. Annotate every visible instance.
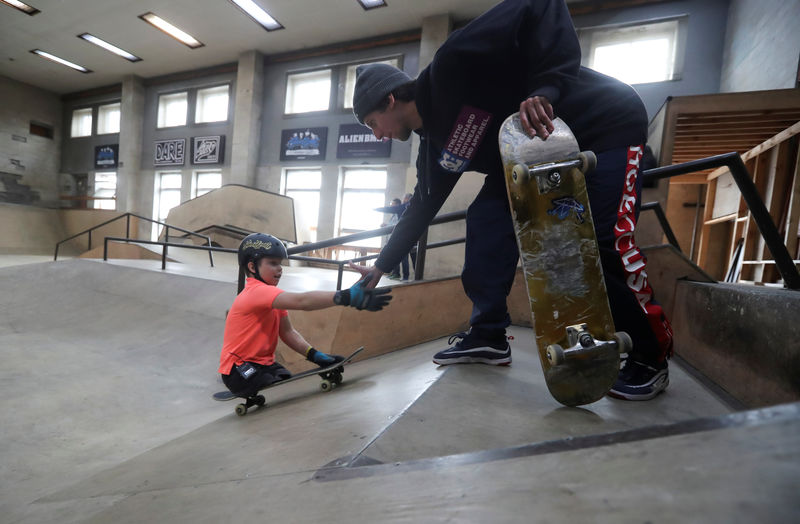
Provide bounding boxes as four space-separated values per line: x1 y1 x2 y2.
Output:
0 203 145 256
161 185 296 245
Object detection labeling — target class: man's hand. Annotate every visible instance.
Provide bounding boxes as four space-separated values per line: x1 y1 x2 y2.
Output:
334 281 392 311
519 96 554 140
348 262 383 290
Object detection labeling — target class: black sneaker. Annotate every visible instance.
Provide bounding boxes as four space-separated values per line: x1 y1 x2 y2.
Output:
608 357 669 401
433 330 512 366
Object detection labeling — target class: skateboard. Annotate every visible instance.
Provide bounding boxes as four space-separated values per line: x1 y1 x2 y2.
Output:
498 114 631 407
213 347 364 416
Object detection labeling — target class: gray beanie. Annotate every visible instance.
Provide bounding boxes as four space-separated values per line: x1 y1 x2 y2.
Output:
352 63 412 124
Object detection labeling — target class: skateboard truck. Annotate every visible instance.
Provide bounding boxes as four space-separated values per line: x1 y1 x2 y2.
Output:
512 152 597 194
546 323 632 366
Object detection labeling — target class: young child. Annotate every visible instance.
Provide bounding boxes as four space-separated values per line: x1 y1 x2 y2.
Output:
219 233 392 397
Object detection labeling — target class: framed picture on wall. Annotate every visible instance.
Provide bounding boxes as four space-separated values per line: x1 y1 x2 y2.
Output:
94 144 119 169
154 138 186 166
280 127 327 161
192 135 225 164
337 123 391 158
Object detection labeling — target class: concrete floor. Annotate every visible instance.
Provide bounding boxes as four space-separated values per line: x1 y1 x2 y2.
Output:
1 257 798 523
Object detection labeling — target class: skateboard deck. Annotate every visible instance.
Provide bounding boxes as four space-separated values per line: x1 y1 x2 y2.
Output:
498 115 630 406
213 347 364 416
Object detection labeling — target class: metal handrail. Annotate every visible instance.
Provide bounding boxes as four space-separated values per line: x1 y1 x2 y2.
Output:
98 210 468 292
642 152 800 290
55 212 214 266
103 237 232 269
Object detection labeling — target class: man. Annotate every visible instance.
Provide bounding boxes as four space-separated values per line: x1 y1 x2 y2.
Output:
352 0 673 400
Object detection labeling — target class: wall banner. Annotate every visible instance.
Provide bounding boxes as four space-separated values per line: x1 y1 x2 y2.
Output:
95 144 119 169
337 123 391 158
280 127 327 161
192 135 225 164
154 138 186 166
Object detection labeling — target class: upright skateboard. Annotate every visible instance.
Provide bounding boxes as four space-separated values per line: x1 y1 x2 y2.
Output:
498 114 631 406
213 347 364 416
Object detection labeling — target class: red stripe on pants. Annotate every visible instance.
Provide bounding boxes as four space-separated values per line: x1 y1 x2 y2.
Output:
613 145 674 361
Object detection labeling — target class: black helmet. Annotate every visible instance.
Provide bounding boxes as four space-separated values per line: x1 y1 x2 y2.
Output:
238 233 288 268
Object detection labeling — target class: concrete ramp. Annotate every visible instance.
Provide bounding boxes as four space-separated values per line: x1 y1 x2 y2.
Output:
162 185 297 244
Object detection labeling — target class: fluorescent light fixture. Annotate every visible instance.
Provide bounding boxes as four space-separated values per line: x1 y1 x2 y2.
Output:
227 0 283 31
78 33 141 62
29 49 92 73
139 12 204 49
357 0 387 10
0 0 40 15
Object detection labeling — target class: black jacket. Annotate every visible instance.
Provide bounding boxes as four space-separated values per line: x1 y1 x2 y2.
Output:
375 0 647 272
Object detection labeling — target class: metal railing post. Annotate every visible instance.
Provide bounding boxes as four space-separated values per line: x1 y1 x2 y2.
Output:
414 230 428 281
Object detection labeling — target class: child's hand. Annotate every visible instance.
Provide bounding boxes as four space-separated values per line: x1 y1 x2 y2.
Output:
306 347 344 366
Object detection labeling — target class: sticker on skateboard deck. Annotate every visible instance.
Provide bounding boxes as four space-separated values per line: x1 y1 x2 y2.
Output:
499 114 631 406
213 347 364 416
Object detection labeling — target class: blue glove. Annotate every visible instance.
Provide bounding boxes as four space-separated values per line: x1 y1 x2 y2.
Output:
306 347 344 367
334 281 392 311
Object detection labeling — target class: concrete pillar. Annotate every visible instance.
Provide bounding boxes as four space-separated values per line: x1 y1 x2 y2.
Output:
317 165 340 241
118 75 145 215
230 50 264 187
407 14 452 192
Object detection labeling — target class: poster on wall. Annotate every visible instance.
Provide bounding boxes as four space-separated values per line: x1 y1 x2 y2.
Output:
337 123 391 158
95 144 119 169
192 135 225 164
280 127 327 161
154 138 186 166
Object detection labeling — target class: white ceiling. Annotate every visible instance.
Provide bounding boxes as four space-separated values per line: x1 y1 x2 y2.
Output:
0 0 508 95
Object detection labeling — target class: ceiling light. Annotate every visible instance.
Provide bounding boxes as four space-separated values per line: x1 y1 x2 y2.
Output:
357 0 387 10
0 0 40 15
30 49 91 73
78 33 141 62
227 0 283 31
139 12 204 49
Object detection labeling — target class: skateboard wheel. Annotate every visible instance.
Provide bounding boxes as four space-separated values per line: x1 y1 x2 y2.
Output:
512 164 530 184
578 151 597 174
546 344 565 365
613 331 633 354
255 395 266 407
320 380 331 392
235 404 247 416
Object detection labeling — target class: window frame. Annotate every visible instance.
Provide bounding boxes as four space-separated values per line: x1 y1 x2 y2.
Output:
342 56 402 110
337 166 388 247
578 16 687 85
92 171 117 210
96 102 121 135
157 91 189 129
284 68 333 115
194 84 230 124
282 167 322 243
191 169 222 198
70 107 93 138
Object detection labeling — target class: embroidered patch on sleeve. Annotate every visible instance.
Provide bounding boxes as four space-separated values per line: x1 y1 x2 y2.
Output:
437 106 492 174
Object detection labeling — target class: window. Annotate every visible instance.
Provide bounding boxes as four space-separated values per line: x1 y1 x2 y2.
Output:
192 170 222 198
195 85 229 123
343 58 400 109
93 172 117 210
157 92 188 128
283 169 321 244
285 69 331 114
70 108 92 137
152 172 183 239
579 18 683 85
339 167 387 248
97 102 121 134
